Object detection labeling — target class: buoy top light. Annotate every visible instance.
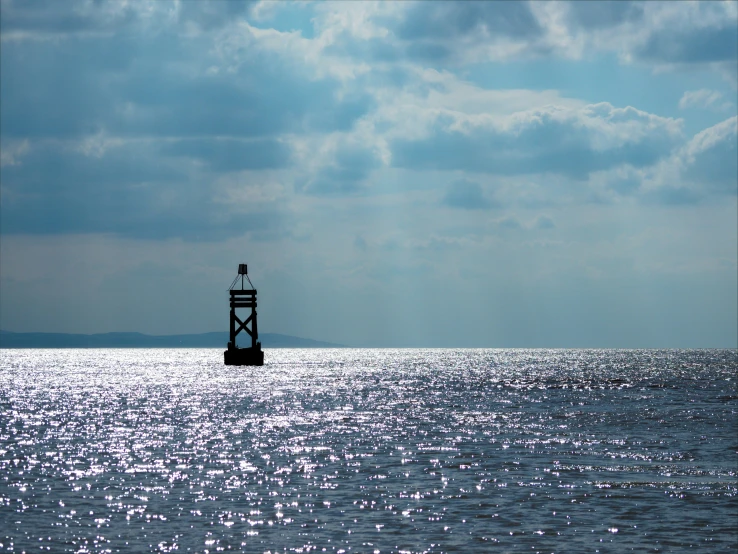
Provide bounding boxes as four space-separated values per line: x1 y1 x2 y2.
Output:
238 264 248 275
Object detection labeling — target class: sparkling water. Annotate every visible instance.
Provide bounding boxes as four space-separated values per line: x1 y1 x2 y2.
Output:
1 348 736 552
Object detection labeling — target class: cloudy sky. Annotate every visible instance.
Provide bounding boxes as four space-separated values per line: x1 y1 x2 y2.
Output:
1 0 736 347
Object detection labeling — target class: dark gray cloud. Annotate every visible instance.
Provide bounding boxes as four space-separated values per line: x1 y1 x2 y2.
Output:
354 1 737 71
607 173 641 196
0 192 285 240
0 141 287 240
642 186 702 206
0 0 732 246
396 1 541 41
0 141 182 193
566 1 737 69
0 35 138 138
635 26 738 65
177 0 255 31
534 215 555 229
354 235 368 251
442 179 494 210
392 107 681 178
0 0 254 36
0 0 140 35
161 138 292 172
0 2 376 242
0 30 373 141
498 217 521 230
566 1 645 29
323 1 543 66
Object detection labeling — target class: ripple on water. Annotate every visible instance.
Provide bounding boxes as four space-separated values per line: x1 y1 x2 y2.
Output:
0 348 736 553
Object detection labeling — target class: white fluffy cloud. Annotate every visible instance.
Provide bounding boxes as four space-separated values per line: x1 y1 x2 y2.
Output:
596 116 738 204
679 89 730 111
681 116 738 192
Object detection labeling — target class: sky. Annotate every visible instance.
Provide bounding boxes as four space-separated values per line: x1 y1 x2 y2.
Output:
0 0 736 348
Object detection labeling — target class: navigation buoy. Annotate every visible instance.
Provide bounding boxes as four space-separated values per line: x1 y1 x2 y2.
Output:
224 264 264 366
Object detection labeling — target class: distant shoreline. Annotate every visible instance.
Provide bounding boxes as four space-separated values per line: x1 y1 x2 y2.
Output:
0 330 345 349
1 331 735 349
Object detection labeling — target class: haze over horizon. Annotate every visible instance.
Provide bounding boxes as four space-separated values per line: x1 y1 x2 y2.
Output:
1 1 736 348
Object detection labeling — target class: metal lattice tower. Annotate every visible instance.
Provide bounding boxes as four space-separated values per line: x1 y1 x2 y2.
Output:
224 264 264 366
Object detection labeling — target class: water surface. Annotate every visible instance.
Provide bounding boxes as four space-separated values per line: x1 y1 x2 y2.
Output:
1 348 736 552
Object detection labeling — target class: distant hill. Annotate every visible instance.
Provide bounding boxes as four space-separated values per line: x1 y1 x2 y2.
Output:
0 330 344 348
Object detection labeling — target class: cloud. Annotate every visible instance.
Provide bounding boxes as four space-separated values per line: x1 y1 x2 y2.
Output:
0 140 291 240
391 103 682 178
497 217 522 230
560 2 738 60
0 0 255 39
354 234 368 251
0 0 145 38
0 1 735 348
642 186 702 206
534 215 555 229
309 1 737 86
297 142 382 196
302 1 547 68
678 89 728 111
565 1 645 29
442 179 494 209
161 138 292 172
567 2 738 84
634 24 737 66
0 34 137 138
0 138 29 166
397 2 541 41
373 2 549 65
178 0 256 32
0 23 373 141
681 116 738 194
600 165 642 196
632 116 737 204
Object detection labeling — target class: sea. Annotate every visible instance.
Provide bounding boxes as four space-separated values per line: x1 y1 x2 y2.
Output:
0 348 736 553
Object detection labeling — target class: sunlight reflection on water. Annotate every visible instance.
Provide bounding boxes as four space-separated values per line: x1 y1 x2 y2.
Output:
1 348 736 552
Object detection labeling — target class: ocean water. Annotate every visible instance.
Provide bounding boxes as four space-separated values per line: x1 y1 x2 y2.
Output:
0 349 736 553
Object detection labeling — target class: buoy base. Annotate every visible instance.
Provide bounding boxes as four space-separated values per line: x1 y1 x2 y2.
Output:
224 345 264 366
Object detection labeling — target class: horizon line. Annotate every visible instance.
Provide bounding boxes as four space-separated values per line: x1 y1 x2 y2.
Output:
1 329 735 350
